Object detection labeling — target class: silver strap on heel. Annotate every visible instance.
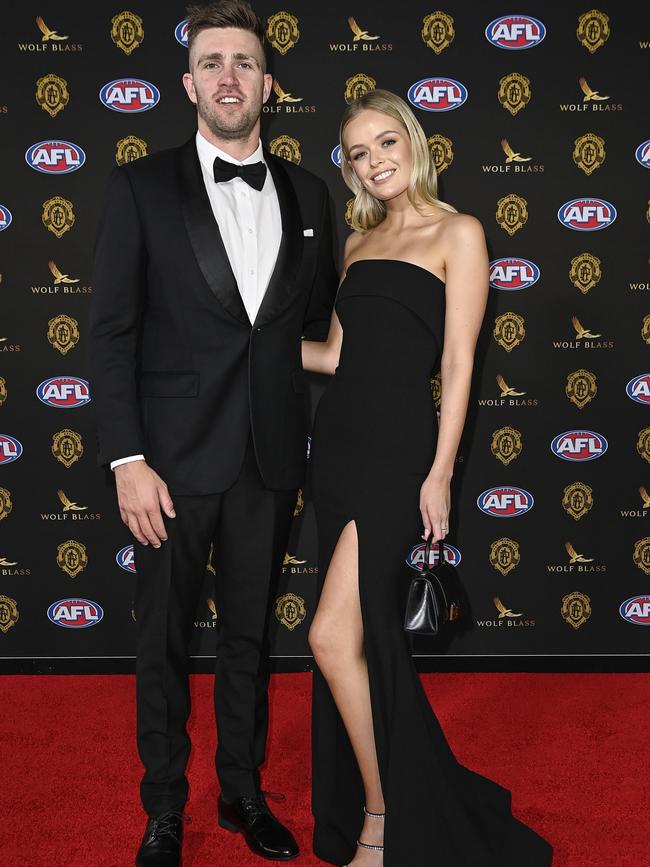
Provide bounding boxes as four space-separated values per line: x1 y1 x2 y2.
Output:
363 806 385 819
356 838 385 851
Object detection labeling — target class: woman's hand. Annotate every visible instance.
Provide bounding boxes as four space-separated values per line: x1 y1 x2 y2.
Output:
419 471 450 542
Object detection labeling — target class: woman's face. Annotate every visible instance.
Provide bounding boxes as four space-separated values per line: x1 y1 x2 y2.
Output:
344 109 412 201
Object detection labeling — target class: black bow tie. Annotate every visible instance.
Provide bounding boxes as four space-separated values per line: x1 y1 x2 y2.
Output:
213 155 267 191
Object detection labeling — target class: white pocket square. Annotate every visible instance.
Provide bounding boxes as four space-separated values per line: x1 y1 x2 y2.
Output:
303 228 314 236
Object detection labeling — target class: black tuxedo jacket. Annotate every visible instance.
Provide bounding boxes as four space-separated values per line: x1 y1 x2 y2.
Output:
89 136 337 495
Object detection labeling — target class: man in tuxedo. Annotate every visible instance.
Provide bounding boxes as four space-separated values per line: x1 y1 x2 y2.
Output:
89 2 337 863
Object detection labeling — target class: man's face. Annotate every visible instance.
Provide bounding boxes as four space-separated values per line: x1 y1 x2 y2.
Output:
183 27 272 140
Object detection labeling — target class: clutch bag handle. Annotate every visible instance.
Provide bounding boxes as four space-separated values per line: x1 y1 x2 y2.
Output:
423 535 445 576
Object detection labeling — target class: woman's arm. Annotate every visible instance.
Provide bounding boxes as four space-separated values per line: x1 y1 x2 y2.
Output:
301 305 343 375
420 214 490 540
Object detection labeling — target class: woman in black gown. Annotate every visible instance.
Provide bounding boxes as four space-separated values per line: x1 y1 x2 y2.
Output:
301 90 553 867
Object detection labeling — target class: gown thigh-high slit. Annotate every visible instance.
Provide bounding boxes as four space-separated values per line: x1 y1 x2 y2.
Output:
309 259 553 866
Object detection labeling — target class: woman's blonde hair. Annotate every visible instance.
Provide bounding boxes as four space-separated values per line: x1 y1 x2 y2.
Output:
339 88 457 233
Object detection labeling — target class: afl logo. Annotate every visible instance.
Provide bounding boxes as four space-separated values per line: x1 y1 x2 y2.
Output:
175 19 188 46
0 205 12 231
36 376 90 409
331 144 342 168
116 544 136 573
635 140 650 169
619 596 650 626
489 257 540 291
557 198 616 231
485 15 546 49
407 77 468 112
0 434 23 465
405 541 461 571
25 140 85 174
99 78 160 113
550 430 608 461
477 486 534 517
626 373 650 405
47 598 104 629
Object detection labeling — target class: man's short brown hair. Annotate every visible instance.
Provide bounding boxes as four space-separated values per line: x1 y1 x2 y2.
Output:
185 1 267 68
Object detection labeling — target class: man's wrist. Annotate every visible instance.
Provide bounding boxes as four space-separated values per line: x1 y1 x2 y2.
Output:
110 454 145 471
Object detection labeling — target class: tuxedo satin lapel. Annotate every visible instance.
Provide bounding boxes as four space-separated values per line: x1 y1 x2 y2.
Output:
177 138 250 325
253 151 304 328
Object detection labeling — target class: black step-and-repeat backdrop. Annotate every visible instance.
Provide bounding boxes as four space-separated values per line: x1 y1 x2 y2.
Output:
0 2 648 670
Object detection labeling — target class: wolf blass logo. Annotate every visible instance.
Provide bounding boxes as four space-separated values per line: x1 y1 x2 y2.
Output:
546 541 605 573
32 259 90 295
476 596 535 628
329 16 392 51
559 77 622 112
481 138 544 174
263 79 315 114
41 489 100 522
18 16 82 51
0 556 30 577
478 374 537 407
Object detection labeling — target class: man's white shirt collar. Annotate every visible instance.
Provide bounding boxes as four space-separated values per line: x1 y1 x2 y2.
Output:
196 130 266 176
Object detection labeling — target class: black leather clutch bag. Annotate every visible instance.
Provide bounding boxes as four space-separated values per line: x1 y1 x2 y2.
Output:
404 535 463 636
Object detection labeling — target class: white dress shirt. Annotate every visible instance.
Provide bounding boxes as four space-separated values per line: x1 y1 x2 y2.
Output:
111 131 282 471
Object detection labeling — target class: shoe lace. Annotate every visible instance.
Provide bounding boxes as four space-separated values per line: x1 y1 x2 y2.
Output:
149 810 190 844
240 796 268 821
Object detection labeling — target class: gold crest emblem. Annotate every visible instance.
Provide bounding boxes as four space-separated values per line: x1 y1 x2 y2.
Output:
116 135 148 165
0 487 12 521
56 539 88 578
569 252 601 294
111 11 144 55
490 426 522 465
268 134 301 164
47 314 79 355
561 591 592 629
498 72 531 116
275 592 306 630
0 595 19 633
345 73 376 104
344 198 355 228
633 538 650 574
566 369 597 409
430 371 442 408
421 12 455 54
573 132 605 175
0 376 6 406
562 481 593 521
427 134 454 174
637 427 650 463
42 196 75 238
36 73 69 117
489 538 520 576
577 9 610 53
266 11 299 55
52 429 83 468
642 315 650 346
294 489 304 517
496 193 528 235
493 312 525 352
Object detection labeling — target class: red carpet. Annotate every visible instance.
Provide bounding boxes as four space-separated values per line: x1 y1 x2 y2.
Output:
1 672 647 865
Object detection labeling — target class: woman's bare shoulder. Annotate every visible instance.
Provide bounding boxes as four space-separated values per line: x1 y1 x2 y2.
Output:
437 211 486 242
342 229 368 269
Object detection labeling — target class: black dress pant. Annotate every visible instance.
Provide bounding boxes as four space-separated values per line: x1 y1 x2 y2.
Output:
134 433 297 816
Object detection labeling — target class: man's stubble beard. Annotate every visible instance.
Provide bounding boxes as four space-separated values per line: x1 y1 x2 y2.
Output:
195 89 263 141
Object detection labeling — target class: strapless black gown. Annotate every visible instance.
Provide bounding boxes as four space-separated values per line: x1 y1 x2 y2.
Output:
309 259 553 866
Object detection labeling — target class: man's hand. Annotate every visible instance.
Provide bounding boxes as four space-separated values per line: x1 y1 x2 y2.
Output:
114 461 175 547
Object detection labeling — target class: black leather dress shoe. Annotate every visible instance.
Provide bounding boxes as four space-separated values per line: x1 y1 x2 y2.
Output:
217 793 299 860
136 810 186 866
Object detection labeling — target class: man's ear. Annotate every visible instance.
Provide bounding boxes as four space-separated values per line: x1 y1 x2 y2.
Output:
182 72 197 105
262 72 273 104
